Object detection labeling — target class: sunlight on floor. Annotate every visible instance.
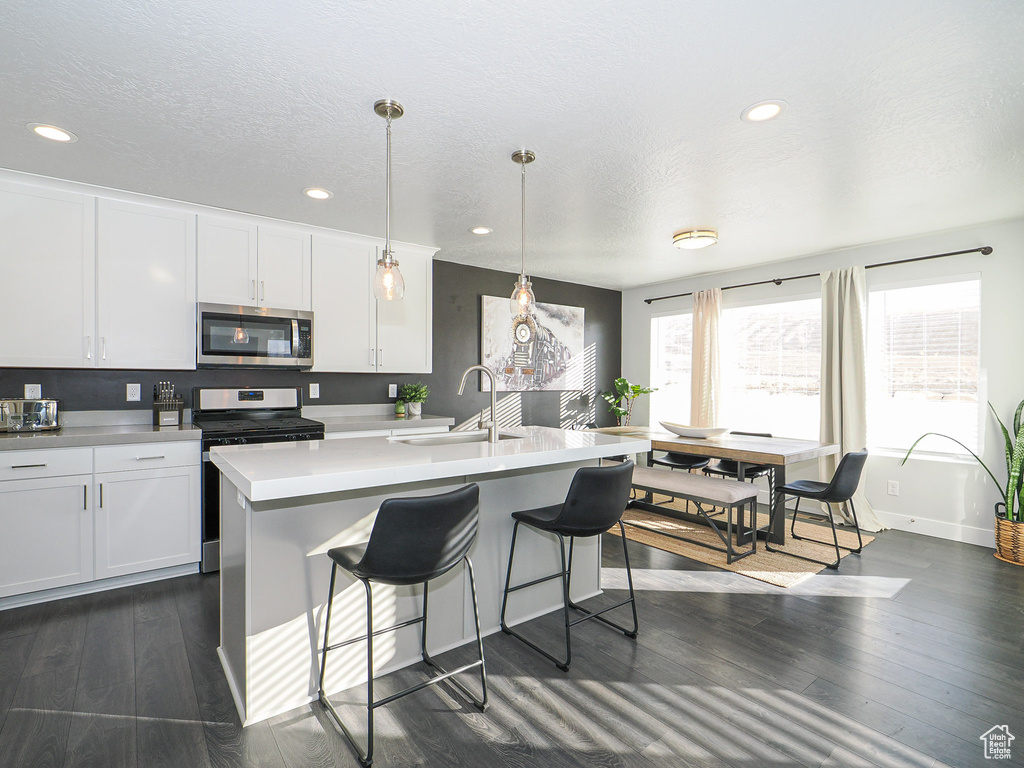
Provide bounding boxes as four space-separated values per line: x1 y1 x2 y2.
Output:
601 567 911 598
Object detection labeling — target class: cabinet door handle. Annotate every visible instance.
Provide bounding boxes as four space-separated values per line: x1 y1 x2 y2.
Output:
136 455 166 461
11 463 47 469
86 336 92 360
99 483 103 508
251 279 256 300
259 281 265 302
84 485 88 510
101 337 107 360
378 348 383 367
369 348 375 366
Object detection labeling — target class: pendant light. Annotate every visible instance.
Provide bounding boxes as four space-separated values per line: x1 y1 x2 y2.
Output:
510 149 537 322
372 99 406 301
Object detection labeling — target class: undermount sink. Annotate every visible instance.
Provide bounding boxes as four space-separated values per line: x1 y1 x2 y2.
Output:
391 429 522 447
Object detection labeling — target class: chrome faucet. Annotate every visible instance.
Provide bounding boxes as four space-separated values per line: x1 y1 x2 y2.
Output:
457 365 499 443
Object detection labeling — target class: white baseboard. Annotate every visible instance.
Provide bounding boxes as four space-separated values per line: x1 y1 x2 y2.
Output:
874 510 995 548
0 563 199 612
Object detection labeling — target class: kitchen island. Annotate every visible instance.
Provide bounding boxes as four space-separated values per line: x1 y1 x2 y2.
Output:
210 426 650 725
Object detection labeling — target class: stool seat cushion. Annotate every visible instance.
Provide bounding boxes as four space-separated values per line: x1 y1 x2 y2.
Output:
512 503 611 537
328 543 370 577
780 479 830 499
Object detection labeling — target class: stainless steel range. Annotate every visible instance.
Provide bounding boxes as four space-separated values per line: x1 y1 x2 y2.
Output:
193 386 325 572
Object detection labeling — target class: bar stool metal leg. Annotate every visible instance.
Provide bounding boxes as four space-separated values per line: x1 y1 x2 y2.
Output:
565 522 639 638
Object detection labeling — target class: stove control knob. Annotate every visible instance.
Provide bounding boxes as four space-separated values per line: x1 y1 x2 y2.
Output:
239 438 248 445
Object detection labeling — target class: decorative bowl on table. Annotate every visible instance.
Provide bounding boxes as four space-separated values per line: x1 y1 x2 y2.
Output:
658 421 729 439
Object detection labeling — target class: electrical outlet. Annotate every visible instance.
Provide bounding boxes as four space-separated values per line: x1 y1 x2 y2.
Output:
887 480 900 496
24 384 42 399
309 383 320 399
389 383 398 398
126 383 141 402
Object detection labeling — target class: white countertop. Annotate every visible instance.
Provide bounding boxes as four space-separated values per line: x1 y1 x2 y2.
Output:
0 423 201 451
318 413 454 433
211 426 650 502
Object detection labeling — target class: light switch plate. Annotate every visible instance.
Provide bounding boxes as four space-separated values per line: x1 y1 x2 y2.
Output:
237 489 246 508
309 383 320 399
887 480 900 496
24 384 42 398
389 384 398 398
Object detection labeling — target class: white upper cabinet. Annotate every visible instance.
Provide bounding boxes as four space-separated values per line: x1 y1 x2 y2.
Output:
197 215 311 311
197 217 258 305
376 244 433 373
257 226 311 310
311 234 376 372
97 199 197 369
312 235 433 373
0 181 96 368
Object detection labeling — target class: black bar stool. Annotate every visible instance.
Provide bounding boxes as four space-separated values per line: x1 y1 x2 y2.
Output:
765 449 868 569
318 484 488 767
499 460 637 671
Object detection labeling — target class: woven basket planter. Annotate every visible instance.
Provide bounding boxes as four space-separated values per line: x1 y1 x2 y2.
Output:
995 504 1024 566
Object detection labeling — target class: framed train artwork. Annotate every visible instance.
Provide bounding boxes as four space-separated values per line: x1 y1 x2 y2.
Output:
480 295 585 391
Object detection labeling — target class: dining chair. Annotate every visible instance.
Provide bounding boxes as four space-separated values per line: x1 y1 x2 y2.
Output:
765 449 868 569
702 431 775 503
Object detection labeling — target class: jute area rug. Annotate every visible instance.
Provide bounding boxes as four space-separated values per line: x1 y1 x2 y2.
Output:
607 495 874 588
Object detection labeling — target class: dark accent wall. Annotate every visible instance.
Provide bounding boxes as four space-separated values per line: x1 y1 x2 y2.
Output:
0 260 622 427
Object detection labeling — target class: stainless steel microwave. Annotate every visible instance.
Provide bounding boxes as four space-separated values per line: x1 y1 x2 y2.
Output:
197 303 313 368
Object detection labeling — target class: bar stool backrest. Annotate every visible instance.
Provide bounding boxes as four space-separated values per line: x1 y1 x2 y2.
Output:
820 449 868 503
555 460 635 536
359 483 480 585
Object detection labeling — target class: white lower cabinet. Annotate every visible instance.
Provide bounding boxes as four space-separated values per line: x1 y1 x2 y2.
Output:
0 447 94 599
0 442 200 601
94 464 201 579
93 443 200 580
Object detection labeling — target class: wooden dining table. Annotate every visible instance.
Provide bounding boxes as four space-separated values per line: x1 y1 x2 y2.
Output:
590 426 839 544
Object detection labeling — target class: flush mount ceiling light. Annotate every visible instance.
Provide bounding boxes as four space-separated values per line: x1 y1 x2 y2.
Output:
27 123 78 142
741 100 786 122
673 229 719 250
371 99 405 301
303 187 333 200
470 226 492 235
509 149 538 344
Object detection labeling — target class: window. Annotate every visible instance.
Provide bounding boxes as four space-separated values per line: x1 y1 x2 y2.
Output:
719 297 822 439
867 278 981 452
650 313 692 426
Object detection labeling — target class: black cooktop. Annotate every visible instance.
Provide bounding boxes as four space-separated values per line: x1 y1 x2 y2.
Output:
193 415 323 435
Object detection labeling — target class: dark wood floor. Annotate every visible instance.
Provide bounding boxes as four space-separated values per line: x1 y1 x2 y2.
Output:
1 527 1023 768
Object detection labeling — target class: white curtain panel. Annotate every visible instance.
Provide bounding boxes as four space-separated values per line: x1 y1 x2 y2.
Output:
690 288 721 428
819 267 883 531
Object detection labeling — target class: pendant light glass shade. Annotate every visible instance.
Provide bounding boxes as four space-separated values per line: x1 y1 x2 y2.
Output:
510 274 535 316
372 99 405 301
373 252 405 301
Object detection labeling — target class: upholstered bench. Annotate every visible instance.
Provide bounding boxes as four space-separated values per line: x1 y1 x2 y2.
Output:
628 465 759 563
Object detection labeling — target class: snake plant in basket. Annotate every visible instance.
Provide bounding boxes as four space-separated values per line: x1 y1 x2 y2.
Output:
902 398 1024 564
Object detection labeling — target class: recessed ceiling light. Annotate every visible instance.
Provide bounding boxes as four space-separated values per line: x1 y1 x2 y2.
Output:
673 229 718 250
303 187 333 200
470 226 492 235
741 100 786 123
28 123 78 142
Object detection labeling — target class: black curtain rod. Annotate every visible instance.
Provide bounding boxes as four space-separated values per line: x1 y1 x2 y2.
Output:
642 246 993 305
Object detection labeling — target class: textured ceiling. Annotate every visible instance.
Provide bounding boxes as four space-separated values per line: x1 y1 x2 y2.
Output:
2 0 1023 289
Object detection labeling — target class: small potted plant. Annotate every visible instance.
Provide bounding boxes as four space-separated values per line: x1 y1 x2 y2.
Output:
397 382 430 417
903 397 1024 565
394 400 406 417
600 377 656 427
